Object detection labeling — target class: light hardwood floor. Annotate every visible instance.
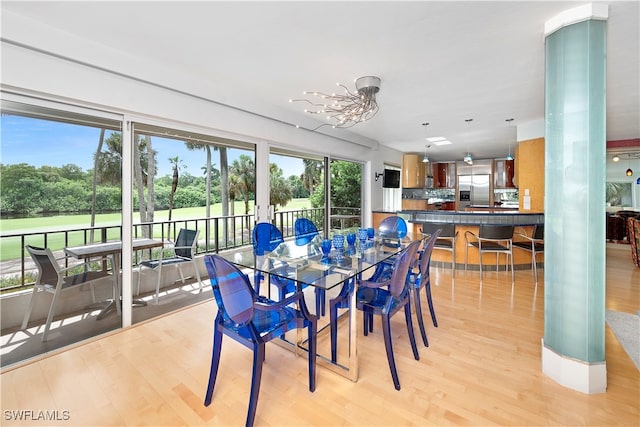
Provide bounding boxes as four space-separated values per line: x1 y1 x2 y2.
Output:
1 244 638 426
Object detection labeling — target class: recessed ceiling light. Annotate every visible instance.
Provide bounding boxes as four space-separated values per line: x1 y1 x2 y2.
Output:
427 136 446 142
432 140 452 146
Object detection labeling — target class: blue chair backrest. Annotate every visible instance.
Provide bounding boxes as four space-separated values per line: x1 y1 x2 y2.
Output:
204 255 255 325
378 216 408 239
252 223 284 255
417 230 440 281
388 240 421 297
294 218 319 246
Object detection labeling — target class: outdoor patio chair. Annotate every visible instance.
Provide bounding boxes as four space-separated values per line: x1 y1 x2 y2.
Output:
137 228 202 304
22 245 112 342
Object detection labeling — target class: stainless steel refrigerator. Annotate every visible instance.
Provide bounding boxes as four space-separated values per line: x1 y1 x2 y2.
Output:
458 174 490 209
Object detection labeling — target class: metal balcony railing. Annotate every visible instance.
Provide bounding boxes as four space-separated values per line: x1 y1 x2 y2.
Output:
0 207 325 293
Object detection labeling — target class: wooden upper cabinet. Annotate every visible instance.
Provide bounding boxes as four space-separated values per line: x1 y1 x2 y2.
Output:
433 162 456 188
402 154 426 188
494 159 516 188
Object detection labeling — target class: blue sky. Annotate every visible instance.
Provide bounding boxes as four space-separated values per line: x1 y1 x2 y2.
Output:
1 115 304 178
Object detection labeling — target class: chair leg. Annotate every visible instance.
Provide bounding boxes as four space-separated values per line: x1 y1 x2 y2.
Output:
404 302 420 361
330 300 339 363
532 249 538 283
246 342 265 427
425 279 438 328
192 259 203 289
155 251 164 304
465 244 469 271
363 309 369 336
307 321 317 392
177 264 186 284
451 248 456 276
21 287 39 330
381 313 401 390
509 249 514 284
204 323 224 406
42 282 64 342
154 266 162 305
254 272 262 295
412 287 429 347
315 288 326 317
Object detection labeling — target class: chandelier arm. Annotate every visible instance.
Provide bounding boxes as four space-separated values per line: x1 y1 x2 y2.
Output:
290 98 328 108
337 83 358 98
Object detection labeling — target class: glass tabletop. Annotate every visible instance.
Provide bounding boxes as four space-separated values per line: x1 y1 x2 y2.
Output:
220 237 402 291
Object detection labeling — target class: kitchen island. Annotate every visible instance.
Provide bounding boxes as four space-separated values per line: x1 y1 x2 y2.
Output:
398 209 544 271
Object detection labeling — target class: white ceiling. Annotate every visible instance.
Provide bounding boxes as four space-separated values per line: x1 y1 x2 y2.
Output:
2 1 639 162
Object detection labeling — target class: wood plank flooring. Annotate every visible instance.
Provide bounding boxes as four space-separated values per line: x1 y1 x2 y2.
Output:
1 243 638 426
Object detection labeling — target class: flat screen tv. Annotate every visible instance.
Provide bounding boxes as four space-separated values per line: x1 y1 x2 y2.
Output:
382 169 401 188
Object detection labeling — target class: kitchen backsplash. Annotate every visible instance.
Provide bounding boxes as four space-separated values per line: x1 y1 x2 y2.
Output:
402 188 455 200
494 188 519 202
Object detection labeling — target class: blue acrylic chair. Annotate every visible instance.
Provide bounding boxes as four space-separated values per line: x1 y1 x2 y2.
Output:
365 216 410 284
294 217 319 246
329 275 356 363
378 216 408 248
293 218 326 316
333 240 422 390
407 230 441 346
203 255 317 427
251 222 289 297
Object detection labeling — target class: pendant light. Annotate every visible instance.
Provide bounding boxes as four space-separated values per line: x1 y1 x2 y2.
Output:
463 118 473 164
422 122 430 162
505 118 515 160
626 157 633 176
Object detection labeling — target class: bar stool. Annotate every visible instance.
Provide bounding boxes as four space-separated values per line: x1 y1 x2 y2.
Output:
514 224 544 283
464 224 514 283
421 222 458 276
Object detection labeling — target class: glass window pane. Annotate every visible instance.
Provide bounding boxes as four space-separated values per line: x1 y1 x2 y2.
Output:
1 103 123 367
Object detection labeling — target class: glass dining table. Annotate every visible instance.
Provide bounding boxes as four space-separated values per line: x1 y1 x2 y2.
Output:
220 235 403 381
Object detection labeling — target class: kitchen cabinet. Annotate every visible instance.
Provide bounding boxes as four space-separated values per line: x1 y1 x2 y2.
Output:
402 199 428 210
433 162 456 188
494 159 515 188
402 154 426 188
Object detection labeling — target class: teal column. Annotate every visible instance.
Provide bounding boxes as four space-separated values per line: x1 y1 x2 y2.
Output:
543 13 607 393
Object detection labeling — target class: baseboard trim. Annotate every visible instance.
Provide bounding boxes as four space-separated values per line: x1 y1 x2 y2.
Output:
541 338 607 394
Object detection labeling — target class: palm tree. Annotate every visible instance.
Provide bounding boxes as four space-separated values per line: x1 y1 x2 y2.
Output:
230 154 255 231
90 128 106 243
186 142 230 247
301 159 323 196
167 156 185 221
95 132 156 237
270 163 292 210
230 154 255 216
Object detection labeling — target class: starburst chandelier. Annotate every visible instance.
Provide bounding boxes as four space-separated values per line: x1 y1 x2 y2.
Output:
290 76 381 130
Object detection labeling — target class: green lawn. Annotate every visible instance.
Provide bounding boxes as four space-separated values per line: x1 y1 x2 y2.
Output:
0 199 313 261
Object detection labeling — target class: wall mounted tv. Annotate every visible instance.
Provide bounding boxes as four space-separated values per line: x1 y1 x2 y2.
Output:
382 169 401 188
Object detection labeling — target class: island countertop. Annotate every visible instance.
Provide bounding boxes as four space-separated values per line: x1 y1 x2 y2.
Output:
398 209 544 226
